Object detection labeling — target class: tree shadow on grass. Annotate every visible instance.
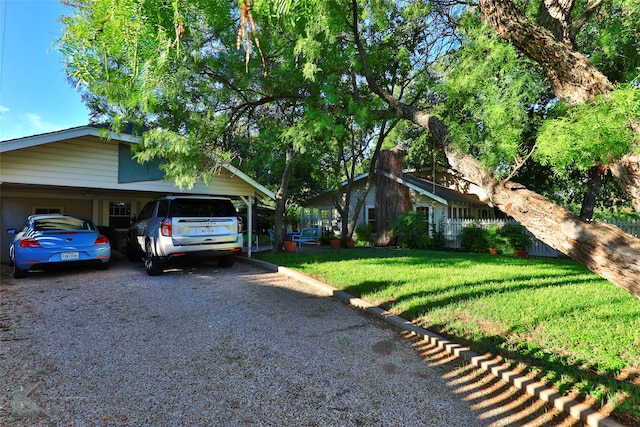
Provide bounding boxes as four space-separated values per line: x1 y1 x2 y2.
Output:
341 273 640 424
343 273 596 319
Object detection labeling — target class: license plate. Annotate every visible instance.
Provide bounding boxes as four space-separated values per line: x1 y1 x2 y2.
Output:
200 226 226 235
200 227 216 235
61 252 79 260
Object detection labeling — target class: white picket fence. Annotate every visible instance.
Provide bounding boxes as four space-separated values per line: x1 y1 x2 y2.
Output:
441 219 640 258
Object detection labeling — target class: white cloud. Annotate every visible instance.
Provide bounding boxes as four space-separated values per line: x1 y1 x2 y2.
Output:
0 111 65 141
0 105 9 114
24 113 50 131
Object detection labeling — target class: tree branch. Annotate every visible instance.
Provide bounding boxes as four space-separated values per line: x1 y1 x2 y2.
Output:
478 0 613 105
570 0 605 41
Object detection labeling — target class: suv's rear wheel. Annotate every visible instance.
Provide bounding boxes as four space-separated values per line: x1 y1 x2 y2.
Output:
218 255 235 268
145 241 164 276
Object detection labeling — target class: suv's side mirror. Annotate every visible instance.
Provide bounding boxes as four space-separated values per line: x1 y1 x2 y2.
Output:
130 214 137 223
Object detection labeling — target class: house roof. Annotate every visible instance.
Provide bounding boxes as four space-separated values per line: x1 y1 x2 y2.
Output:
302 170 488 207
0 126 139 152
399 174 486 206
0 125 275 200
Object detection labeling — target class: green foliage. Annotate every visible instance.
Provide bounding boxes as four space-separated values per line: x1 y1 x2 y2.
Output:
594 205 640 221
354 222 374 245
459 223 488 253
318 234 339 245
499 223 532 251
485 224 508 253
575 0 640 84
436 12 548 177
390 211 432 249
482 223 532 254
286 205 300 229
536 86 640 175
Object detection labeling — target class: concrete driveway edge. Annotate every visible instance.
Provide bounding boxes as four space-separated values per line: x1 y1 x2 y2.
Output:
240 256 625 427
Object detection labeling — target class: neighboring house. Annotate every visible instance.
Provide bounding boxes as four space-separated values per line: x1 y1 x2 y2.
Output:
300 169 496 238
0 126 274 262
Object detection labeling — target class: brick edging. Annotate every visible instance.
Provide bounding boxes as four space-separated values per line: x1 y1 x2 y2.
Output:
240 256 626 427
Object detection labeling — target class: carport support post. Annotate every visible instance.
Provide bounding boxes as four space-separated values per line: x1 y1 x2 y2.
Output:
240 196 253 258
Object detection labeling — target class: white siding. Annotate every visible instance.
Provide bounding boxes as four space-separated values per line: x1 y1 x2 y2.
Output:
0 136 261 197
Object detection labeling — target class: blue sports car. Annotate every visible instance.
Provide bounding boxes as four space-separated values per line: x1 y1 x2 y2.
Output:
7 214 111 279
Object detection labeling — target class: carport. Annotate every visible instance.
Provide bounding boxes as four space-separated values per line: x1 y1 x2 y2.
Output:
0 126 275 262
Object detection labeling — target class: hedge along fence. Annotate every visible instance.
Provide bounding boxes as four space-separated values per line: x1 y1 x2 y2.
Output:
441 219 640 258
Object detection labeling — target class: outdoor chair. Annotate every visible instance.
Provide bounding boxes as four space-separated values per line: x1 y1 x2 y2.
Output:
291 228 320 247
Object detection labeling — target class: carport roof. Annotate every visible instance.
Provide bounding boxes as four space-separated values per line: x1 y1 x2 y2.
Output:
0 125 275 200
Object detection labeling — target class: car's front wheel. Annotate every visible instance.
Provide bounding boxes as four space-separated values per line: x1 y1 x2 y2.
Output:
145 241 164 276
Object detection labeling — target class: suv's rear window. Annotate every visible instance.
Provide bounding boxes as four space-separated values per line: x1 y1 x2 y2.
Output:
169 199 237 217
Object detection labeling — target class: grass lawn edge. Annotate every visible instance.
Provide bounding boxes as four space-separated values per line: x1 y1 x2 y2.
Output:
240 255 627 427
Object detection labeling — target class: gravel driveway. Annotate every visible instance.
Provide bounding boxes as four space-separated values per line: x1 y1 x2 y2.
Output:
1 258 578 426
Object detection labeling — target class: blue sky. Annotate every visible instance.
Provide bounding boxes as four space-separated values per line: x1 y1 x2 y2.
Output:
0 0 90 141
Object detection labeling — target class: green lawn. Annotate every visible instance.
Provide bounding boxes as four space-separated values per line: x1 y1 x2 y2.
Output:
260 247 640 423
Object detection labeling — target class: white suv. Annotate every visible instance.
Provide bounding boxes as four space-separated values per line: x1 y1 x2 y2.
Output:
128 195 244 275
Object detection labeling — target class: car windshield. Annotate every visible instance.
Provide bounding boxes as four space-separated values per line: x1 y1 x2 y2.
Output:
169 200 236 217
34 217 95 231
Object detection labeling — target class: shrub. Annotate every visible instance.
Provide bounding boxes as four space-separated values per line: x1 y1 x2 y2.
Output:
355 223 374 245
390 211 433 249
460 223 488 253
319 234 339 245
431 228 447 250
486 224 509 253
500 223 532 251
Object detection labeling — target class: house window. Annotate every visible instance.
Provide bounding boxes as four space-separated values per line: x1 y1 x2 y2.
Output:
449 206 457 219
366 207 376 226
109 202 131 229
449 206 471 219
33 207 62 214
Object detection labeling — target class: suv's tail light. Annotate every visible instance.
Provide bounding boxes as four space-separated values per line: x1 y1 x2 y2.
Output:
19 238 42 248
95 235 109 245
237 217 243 233
161 218 173 237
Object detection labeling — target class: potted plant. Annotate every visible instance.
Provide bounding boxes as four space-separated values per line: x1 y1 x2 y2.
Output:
485 225 504 255
283 240 297 252
501 224 532 257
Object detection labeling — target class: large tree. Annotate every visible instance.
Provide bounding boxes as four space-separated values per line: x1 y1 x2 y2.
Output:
60 0 640 297
59 0 355 252
276 0 640 296
365 0 640 296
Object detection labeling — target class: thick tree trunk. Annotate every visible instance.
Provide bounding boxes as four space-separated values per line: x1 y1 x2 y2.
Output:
375 148 411 246
535 0 575 46
445 148 640 298
610 154 640 213
477 0 613 105
412 111 640 299
352 0 640 297
477 0 640 215
578 165 604 220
